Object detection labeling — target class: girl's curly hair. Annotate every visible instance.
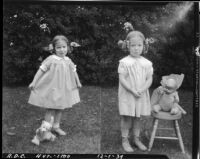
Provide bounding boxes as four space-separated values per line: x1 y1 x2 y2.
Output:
51 35 72 54
118 30 149 54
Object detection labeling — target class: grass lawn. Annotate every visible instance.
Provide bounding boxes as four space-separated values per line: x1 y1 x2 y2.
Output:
101 87 193 159
3 86 193 158
2 86 101 154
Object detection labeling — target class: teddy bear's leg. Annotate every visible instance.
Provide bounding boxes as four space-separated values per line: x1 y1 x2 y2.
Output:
152 105 161 113
50 133 56 141
170 103 180 115
44 131 56 142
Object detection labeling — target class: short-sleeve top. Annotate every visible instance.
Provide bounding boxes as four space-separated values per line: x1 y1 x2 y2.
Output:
39 55 77 90
28 54 80 109
118 55 153 90
40 55 76 72
117 55 153 117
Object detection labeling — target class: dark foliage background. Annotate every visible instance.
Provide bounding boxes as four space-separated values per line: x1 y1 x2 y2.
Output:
3 2 194 89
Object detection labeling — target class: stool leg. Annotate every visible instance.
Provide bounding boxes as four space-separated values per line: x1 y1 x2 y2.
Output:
148 119 158 151
174 120 185 153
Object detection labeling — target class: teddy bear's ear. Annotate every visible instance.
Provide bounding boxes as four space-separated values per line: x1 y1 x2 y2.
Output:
176 74 184 89
160 75 168 87
43 121 52 130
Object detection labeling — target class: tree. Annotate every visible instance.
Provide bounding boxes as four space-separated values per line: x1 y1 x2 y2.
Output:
3 2 194 89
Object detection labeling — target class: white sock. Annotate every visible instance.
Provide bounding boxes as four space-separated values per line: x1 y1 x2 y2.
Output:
53 123 60 129
121 129 129 138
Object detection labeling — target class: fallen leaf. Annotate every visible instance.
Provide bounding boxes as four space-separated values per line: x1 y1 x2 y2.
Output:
7 132 16 136
9 127 15 130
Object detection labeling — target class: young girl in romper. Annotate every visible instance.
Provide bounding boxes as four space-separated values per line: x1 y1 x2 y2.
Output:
118 30 153 152
28 35 82 136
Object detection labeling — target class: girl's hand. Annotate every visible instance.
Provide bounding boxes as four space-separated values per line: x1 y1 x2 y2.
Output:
29 82 36 90
131 90 141 98
137 89 145 95
77 83 82 88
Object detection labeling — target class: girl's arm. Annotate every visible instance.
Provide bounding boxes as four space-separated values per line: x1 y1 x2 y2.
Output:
29 69 45 90
69 60 82 88
138 75 153 94
119 74 141 98
74 71 82 88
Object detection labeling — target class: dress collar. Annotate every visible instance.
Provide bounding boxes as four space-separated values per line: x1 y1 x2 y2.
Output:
52 55 69 61
128 55 142 59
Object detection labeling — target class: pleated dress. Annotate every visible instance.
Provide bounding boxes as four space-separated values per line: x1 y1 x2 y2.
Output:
28 55 80 110
118 55 153 117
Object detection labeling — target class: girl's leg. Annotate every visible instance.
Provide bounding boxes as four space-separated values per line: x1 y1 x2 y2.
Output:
52 109 66 136
45 109 55 123
132 117 147 151
121 116 134 152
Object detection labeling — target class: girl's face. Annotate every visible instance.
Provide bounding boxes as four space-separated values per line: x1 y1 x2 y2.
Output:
54 40 68 58
128 36 144 57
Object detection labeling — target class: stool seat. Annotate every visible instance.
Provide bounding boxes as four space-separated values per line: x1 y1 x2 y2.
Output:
152 111 182 120
148 111 185 153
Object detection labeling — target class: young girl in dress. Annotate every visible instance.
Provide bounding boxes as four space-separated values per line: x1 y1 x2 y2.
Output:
118 24 153 152
28 35 82 138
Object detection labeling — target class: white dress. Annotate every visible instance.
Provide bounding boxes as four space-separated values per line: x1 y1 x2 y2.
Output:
28 55 80 110
118 55 153 117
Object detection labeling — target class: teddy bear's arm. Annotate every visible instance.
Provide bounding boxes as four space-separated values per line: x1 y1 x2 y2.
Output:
174 92 179 103
150 87 163 106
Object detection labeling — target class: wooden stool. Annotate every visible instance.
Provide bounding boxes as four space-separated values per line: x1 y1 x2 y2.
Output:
148 111 185 153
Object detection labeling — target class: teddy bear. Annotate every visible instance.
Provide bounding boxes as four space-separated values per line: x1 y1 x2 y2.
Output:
31 119 56 146
151 73 186 115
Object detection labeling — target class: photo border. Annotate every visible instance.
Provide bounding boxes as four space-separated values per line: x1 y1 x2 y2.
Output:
2 1 199 159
